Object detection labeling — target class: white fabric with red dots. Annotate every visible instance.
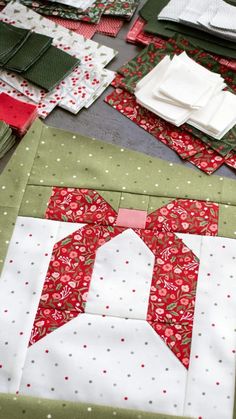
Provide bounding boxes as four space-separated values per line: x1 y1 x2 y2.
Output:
85 229 155 320
0 217 235 419
0 217 85 394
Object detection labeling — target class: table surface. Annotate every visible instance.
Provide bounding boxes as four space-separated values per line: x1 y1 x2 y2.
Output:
0 0 235 179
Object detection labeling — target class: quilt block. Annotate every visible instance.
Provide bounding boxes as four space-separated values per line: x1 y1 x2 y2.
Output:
0 120 235 419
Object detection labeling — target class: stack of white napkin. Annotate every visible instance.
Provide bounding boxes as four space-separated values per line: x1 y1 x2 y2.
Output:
158 0 236 42
135 52 236 140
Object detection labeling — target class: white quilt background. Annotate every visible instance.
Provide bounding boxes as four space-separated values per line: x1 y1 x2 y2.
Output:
0 217 235 419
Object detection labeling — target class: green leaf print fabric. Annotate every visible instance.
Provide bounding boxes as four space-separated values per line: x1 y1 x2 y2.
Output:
4 0 109 22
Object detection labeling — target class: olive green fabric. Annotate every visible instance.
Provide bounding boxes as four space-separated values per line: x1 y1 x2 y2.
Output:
0 134 16 158
29 124 236 205
218 204 236 238
0 119 43 273
0 21 29 65
0 393 192 419
120 192 149 210
139 0 236 59
19 185 53 218
5 31 52 72
97 189 121 212
23 45 80 91
0 121 16 159
0 206 17 266
148 196 173 213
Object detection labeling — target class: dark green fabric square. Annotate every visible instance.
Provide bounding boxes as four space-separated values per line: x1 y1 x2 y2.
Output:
23 45 80 91
0 22 30 65
4 32 53 72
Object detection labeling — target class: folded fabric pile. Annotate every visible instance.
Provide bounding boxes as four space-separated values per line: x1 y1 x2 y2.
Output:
0 120 15 158
48 15 125 39
0 92 38 136
105 36 236 174
126 17 236 72
135 52 236 140
0 1 117 118
0 21 79 91
158 0 236 42
136 0 236 60
0 0 140 39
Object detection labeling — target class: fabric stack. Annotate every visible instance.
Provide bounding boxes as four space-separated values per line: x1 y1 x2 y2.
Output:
158 0 236 42
105 36 236 174
0 1 117 118
135 52 236 140
0 21 79 91
0 120 15 158
126 0 236 61
0 92 38 136
0 0 140 39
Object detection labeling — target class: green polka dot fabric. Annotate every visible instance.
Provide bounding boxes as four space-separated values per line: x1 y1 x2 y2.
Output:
0 393 192 419
0 118 236 274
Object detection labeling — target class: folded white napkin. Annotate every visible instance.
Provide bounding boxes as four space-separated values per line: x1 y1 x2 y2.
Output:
198 0 236 41
179 0 207 28
157 0 188 22
189 92 225 126
187 90 236 139
135 53 236 140
208 91 236 133
210 1 236 32
157 52 223 109
135 56 194 126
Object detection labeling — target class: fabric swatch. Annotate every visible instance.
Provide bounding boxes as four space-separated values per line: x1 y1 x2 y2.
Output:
188 147 225 174
210 0 236 31
158 0 189 23
22 45 80 91
4 30 52 73
0 119 15 158
139 0 236 59
126 16 165 47
117 39 236 149
11 0 108 23
0 2 117 115
135 52 235 140
105 87 232 174
196 0 236 41
104 0 140 20
0 20 29 65
0 92 37 135
97 16 124 36
48 15 124 39
225 151 236 170
105 87 206 159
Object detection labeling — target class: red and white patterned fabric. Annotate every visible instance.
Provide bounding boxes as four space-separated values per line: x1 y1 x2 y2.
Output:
48 15 124 39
